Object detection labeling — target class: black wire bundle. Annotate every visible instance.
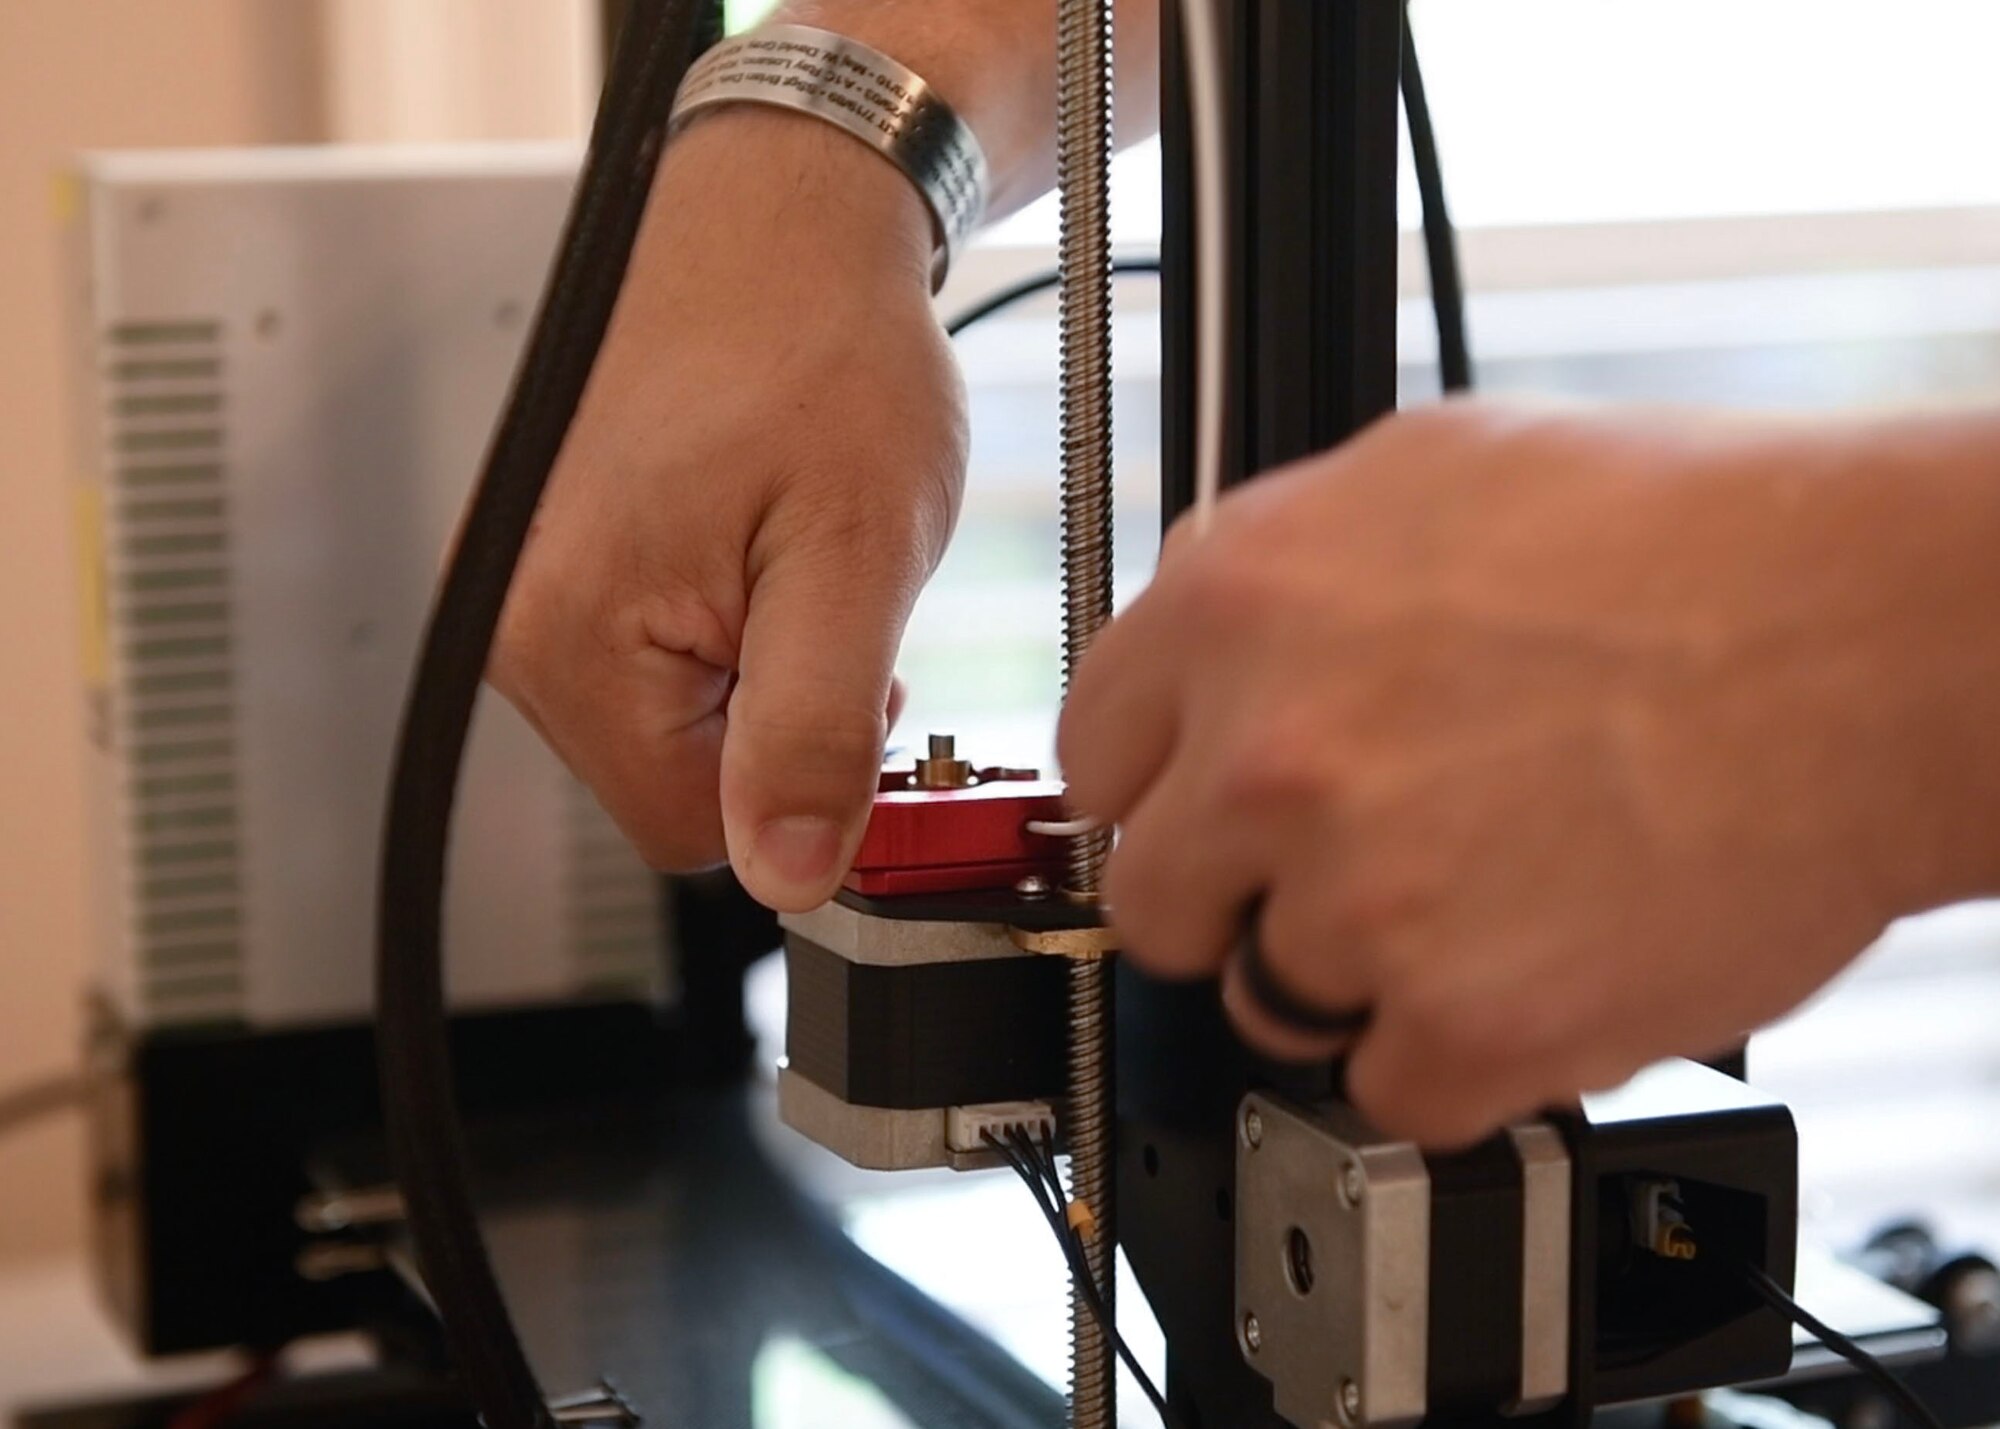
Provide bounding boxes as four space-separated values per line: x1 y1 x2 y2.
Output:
373 3 707 1427
1401 5 1472 393
945 257 1163 336
980 1125 1187 1429
1745 1265 1946 1429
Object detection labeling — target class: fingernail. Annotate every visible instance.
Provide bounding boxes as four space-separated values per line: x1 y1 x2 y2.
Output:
754 816 843 890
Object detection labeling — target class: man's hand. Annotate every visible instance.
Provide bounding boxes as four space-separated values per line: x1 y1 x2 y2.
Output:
491 111 966 911
488 0 1162 909
1060 401 2000 1146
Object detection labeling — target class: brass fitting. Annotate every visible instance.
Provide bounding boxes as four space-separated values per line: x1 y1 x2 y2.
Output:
914 733 975 789
1008 924 1121 959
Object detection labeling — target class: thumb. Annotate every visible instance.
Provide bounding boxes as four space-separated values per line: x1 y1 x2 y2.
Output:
720 541 916 911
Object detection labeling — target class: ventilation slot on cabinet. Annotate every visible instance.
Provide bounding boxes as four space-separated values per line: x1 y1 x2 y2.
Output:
561 780 665 1002
104 320 245 1026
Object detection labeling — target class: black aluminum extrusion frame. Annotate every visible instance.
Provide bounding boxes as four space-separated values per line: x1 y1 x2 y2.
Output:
1126 5 1408 1425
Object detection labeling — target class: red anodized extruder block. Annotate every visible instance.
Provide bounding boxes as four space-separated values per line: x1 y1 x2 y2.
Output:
843 743 1072 897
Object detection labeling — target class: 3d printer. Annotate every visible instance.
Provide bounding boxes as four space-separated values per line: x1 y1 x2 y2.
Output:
37 2 2000 1428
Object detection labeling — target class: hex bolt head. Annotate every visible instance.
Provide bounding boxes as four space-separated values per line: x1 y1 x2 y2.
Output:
1339 1161 1365 1208
1339 1378 1363 1424
1242 1107 1264 1149
1242 1312 1263 1353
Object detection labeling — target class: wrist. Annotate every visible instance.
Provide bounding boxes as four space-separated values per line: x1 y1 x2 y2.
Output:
1820 413 2000 911
770 0 1056 213
647 105 939 300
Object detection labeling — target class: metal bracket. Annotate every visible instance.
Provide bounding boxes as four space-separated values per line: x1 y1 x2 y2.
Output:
1508 1121 1572 1415
1235 1093 1430 1429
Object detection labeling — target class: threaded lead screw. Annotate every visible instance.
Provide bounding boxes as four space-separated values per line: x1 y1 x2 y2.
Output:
1055 0 1116 1422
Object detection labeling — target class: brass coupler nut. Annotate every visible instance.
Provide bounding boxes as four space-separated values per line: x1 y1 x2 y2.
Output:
1008 924 1121 959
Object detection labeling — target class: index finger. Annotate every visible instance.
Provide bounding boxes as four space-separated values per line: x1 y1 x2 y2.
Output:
1057 581 1182 823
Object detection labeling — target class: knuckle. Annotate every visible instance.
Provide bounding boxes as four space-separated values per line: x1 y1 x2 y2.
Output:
590 576 704 658
1180 541 1285 628
1214 729 1343 822
1259 888 1373 991
1393 980 1494 1059
1103 851 1218 980
1392 975 1554 1076
744 700 885 754
732 702 887 788
768 453 959 585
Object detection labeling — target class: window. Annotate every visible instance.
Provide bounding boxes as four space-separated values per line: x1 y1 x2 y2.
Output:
897 0 2000 1280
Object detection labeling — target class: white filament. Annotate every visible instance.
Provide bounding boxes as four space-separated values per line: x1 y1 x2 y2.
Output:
1026 815 1106 838
1181 0 1228 537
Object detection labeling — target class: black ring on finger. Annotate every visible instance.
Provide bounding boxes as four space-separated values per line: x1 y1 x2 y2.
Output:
1234 922 1371 1039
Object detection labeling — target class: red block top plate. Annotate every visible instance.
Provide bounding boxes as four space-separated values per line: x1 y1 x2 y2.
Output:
848 777 1070 877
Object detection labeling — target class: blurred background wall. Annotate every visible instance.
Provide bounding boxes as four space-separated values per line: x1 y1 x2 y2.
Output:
0 0 598 1270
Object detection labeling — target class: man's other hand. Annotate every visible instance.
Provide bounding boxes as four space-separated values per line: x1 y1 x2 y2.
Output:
1061 401 2000 1146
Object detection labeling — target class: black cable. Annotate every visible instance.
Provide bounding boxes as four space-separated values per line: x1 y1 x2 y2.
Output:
1745 1265 1946 1429
979 1127 1186 1429
1400 6 1472 393
1020 1126 1184 1429
0 1074 84 1138
950 21 1467 391
990 1127 1164 1421
945 257 1162 337
373 3 706 1427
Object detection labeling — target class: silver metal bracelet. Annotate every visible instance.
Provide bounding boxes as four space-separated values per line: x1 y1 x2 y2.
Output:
668 24 990 289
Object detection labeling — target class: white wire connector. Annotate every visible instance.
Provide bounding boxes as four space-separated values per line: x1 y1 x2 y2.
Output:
947 1101 1058 1156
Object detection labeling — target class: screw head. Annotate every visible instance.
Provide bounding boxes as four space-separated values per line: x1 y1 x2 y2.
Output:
1242 1108 1264 1149
1242 1312 1262 1353
1014 875 1052 898
1340 1162 1365 1207
1339 1378 1363 1423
